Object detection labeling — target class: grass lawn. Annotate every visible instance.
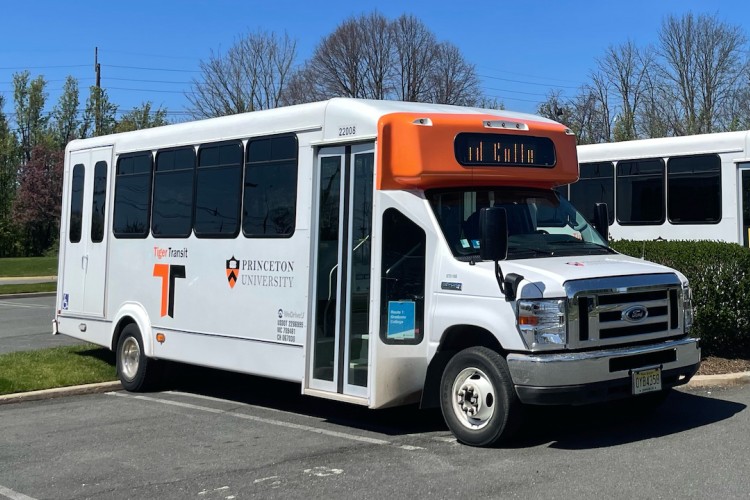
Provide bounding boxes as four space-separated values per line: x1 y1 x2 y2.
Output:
0 256 58 277
0 344 116 395
0 282 57 295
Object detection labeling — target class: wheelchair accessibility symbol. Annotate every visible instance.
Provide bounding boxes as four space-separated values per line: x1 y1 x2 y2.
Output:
62 293 69 310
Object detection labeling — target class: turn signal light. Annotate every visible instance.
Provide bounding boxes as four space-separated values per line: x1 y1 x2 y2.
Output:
156 333 166 344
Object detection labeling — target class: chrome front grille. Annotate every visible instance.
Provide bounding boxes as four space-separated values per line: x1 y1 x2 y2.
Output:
566 274 683 349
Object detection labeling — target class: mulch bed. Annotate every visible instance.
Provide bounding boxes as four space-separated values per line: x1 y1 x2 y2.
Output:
697 356 750 376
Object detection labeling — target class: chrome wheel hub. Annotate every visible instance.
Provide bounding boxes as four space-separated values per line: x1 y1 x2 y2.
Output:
121 337 140 381
451 367 496 430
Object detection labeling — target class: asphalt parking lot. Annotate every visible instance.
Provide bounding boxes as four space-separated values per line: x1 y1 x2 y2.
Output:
0 294 82 354
1 365 749 499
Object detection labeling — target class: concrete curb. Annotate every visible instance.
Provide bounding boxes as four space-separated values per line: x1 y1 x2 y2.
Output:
0 381 122 405
0 291 56 299
685 371 750 389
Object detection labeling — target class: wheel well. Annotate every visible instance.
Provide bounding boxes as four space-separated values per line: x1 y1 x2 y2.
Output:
420 325 504 409
112 317 137 351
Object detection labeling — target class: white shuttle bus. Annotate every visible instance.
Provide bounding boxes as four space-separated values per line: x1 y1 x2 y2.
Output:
55 99 700 446
568 130 750 244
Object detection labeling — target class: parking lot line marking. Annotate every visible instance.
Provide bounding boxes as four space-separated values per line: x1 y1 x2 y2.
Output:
108 392 391 446
0 301 52 309
0 484 37 500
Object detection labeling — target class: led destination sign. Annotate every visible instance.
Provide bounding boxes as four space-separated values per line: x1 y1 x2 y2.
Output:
455 133 556 167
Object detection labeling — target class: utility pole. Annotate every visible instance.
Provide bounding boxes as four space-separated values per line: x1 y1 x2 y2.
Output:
94 47 101 135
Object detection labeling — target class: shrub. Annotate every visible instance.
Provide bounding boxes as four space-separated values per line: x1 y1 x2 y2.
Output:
611 240 750 359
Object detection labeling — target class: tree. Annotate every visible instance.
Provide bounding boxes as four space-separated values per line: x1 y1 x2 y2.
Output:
657 13 747 135
80 86 117 137
12 144 63 255
285 11 482 106
596 41 653 141
13 71 49 162
427 42 481 106
0 95 22 256
391 14 436 102
187 30 297 118
50 76 80 148
116 102 169 133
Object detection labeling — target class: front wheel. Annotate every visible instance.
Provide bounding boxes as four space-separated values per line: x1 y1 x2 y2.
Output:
116 323 162 392
440 347 522 446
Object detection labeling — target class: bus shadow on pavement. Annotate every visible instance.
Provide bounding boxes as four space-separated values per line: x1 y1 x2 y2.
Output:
165 364 745 447
511 388 746 450
165 363 447 435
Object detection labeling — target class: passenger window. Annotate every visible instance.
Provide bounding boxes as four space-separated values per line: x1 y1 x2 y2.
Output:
243 134 298 237
571 162 615 225
380 208 425 345
152 147 196 238
616 159 665 225
667 154 721 224
195 141 243 237
69 164 85 243
91 161 107 243
113 153 153 238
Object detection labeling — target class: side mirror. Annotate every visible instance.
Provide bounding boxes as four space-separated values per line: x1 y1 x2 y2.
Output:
480 207 508 261
593 202 609 241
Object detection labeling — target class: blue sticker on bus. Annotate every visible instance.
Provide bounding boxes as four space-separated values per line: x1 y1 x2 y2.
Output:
387 301 415 340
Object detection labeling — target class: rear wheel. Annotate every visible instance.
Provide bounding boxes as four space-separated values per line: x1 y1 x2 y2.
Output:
116 323 162 392
440 346 522 446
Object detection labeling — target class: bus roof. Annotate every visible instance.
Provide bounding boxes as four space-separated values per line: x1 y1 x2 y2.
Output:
65 98 579 189
577 130 750 163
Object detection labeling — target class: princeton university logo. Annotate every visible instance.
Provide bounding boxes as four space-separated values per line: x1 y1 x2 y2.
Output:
226 256 240 288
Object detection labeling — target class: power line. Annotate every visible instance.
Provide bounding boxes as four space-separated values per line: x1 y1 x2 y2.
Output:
103 64 200 73
0 64 89 70
478 73 581 90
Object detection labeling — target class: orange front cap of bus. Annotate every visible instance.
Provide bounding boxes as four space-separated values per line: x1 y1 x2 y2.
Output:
376 112 579 191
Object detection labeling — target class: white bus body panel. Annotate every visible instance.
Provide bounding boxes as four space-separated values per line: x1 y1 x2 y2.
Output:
576 130 750 243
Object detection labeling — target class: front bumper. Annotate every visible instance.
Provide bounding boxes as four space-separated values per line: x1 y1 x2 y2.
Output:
507 337 701 405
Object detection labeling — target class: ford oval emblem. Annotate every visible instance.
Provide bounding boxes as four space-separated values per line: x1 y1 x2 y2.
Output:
623 305 648 323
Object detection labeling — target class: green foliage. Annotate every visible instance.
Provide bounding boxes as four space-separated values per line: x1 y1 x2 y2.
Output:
0 256 58 277
116 102 168 133
611 240 750 358
0 282 56 295
0 345 115 395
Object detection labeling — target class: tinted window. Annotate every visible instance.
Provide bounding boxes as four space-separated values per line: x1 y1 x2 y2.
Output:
91 161 107 243
668 154 721 224
243 135 298 237
380 209 425 345
571 162 615 224
114 153 153 237
195 141 243 237
152 147 195 237
69 164 85 243
616 159 665 225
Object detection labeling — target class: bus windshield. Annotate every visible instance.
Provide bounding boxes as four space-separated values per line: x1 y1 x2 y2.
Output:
427 187 612 260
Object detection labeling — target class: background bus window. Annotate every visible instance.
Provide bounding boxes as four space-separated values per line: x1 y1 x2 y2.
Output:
113 153 152 238
195 141 243 237
570 162 614 225
380 209 425 345
243 134 298 237
69 164 85 243
152 147 196 238
616 158 665 225
667 154 721 224
90 161 107 243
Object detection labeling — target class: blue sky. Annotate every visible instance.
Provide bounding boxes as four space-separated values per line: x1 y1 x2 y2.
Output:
1 0 747 121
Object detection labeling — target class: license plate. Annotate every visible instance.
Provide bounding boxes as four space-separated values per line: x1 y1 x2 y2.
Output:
632 367 662 395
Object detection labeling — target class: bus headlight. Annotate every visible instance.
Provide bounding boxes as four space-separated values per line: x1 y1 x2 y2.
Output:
683 284 694 334
517 299 567 350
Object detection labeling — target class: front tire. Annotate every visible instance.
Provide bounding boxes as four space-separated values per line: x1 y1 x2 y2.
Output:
116 324 162 392
440 346 522 446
